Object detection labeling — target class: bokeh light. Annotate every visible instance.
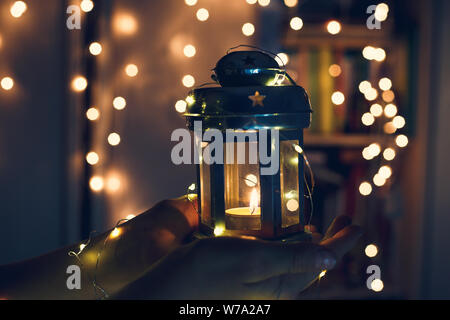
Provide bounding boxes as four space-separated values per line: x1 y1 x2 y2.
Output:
290 17 303 30
326 20 341 35
331 91 345 105
396 134 409 148
359 182 373 196
125 64 139 77
242 23 255 36
86 107 100 121
328 64 342 77
196 8 209 21
182 75 195 87
86 152 99 165
71 76 88 92
108 133 121 146
90 176 104 192
89 42 102 56
10 1 27 18
113 96 127 110
80 0 94 13
1 77 14 91
183 44 196 58
365 244 378 257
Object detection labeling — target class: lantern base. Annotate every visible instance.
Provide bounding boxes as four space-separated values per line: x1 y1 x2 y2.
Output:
192 228 312 243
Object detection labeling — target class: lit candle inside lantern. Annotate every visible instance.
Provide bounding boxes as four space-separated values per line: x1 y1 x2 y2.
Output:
225 188 261 230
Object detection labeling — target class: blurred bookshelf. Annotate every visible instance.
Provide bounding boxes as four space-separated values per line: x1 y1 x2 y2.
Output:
280 12 416 298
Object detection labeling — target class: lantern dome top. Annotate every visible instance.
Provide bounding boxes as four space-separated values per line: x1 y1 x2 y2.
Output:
184 49 312 130
212 50 281 87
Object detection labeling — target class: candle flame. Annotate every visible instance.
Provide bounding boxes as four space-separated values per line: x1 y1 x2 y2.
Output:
249 188 259 214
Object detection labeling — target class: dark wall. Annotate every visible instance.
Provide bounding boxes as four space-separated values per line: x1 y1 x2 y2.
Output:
0 0 67 264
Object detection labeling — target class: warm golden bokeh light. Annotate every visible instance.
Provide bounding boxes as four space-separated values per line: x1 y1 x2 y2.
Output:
331 91 345 105
359 80 371 94
86 152 99 165
374 3 389 22
284 0 298 7
86 107 100 121
370 103 383 117
110 227 121 238
362 112 375 126
276 53 289 66
10 1 27 18
365 244 378 257
368 143 381 157
125 64 138 77
382 90 395 103
71 76 88 92
371 279 384 292
242 23 255 36
326 20 341 35
290 17 303 31
196 8 209 21
328 64 342 77
364 87 378 101
185 0 198 6
392 115 406 129
113 13 138 36
286 199 299 212
113 96 127 110
359 182 373 196
106 176 121 193
362 46 385 61
378 77 392 91
379 165 392 179
244 174 258 187
383 148 396 161
182 75 195 88
384 104 398 118
258 0 270 6
89 42 102 56
396 134 408 148
1 77 14 91
108 133 121 146
175 100 187 113
383 122 397 134
183 44 196 58
80 0 94 13
373 173 386 187
90 176 104 192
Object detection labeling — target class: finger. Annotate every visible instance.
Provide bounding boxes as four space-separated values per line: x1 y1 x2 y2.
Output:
321 225 363 259
246 242 337 282
323 215 352 240
304 225 317 233
310 232 322 244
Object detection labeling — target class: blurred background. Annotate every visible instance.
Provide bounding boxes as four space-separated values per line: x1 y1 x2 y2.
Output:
0 0 449 299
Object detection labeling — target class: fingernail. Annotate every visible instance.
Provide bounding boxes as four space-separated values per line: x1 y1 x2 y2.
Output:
316 250 336 269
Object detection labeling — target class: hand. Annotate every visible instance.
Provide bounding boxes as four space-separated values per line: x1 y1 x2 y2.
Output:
116 215 362 299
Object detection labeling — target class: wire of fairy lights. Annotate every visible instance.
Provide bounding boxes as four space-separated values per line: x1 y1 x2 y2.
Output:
68 218 130 299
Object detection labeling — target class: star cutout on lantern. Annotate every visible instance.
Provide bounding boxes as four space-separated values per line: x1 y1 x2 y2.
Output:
242 55 256 67
248 91 266 107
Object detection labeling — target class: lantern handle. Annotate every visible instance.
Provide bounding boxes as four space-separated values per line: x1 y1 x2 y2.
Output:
226 44 287 70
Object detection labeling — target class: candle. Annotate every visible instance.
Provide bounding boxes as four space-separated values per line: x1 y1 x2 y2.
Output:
225 188 261 230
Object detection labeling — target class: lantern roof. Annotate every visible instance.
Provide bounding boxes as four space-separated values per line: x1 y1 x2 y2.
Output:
184 50 312 130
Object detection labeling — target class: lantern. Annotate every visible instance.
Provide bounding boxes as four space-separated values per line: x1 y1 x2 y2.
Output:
184 49 312 240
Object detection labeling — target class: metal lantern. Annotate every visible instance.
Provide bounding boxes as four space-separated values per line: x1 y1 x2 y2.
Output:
184 49 312 240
